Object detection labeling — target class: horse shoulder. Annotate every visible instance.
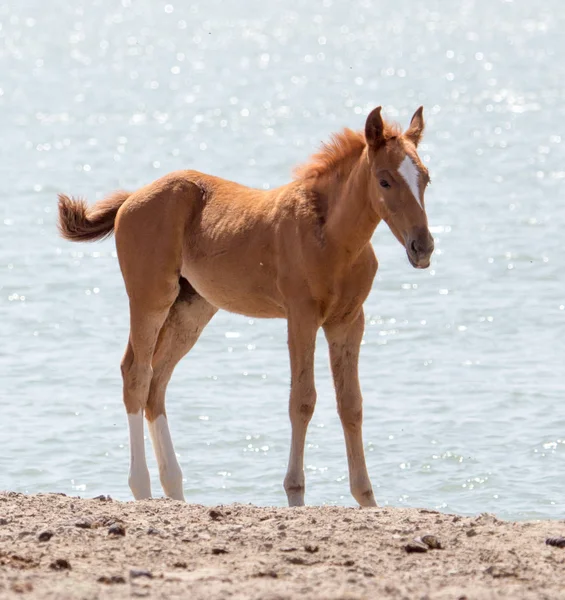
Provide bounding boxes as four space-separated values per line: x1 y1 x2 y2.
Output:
331 247 378 318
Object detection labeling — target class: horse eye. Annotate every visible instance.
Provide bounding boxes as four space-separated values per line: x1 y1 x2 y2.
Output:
379 179 391 189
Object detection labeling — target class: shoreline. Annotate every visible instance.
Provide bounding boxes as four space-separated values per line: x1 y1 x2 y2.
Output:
0 492 564 599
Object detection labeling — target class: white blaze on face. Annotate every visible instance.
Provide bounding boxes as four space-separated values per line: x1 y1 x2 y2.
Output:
398 155 423 209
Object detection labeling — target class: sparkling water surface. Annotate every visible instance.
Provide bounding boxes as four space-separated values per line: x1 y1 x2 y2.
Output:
1 0 564 520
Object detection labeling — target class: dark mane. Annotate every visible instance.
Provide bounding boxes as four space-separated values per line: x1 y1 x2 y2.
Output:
294 120 402 181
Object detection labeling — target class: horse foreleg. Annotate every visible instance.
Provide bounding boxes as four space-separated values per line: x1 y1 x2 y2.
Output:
283 311 319 507
324 311 376 507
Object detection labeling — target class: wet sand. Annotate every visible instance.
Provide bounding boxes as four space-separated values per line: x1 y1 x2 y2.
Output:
0 492 564 599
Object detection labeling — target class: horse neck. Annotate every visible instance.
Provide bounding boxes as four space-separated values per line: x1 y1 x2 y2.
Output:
324 153 381 260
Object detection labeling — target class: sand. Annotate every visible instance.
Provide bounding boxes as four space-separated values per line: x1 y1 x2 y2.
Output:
0 492 564 599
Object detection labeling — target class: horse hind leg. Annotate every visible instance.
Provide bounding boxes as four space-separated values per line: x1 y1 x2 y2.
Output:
145 278 217 501
116 190 189 500
122 299 177 500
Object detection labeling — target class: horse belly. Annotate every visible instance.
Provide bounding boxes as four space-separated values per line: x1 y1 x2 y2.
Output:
180 260 286 319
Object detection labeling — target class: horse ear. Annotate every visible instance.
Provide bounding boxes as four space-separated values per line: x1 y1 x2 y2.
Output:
405 106 425 147
365 106 385 148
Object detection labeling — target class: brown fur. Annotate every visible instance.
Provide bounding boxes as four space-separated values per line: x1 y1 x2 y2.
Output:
294 128 367 182
57 106 434 507
294 121 402 182
58 191 130 242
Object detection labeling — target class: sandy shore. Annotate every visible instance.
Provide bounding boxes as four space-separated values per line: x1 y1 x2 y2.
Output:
0 492 564 599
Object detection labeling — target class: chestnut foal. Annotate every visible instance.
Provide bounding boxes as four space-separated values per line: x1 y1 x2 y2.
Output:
58 106 434 507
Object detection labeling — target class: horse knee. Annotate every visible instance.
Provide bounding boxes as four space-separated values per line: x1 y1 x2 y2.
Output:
290 391 317 422
299 401 315 420
338 404 363 431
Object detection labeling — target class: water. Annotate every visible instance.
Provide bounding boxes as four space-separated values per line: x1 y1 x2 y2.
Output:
1 0 563 520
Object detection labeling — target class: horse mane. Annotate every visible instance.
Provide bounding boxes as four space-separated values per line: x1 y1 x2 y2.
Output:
294 120 402 182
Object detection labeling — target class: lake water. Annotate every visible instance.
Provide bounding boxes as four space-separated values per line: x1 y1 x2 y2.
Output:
1 0 564 520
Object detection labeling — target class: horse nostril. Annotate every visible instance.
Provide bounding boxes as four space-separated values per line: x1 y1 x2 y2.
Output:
410 239 418 255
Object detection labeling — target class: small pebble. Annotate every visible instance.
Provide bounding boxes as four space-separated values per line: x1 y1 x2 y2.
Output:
209 509 223 521
546 537 565 548
466 528 477 538
0 517 9 525
173 561 187 568
304 544 319 553
98 575 126 584
405 542 428 553
93 495 112 502
254 569 278 578
10 582 33 593
93 515 118 528
130 569 153 579
211 547 229 555
50 558 71 570
75 519 92 529
420 534 443 549
38 530 53 542
147 527 160 535
108 523 126 536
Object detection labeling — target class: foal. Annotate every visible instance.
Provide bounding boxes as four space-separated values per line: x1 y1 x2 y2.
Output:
58 106 434 507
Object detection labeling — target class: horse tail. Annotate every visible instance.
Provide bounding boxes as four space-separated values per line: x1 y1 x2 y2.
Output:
57 190 130 242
